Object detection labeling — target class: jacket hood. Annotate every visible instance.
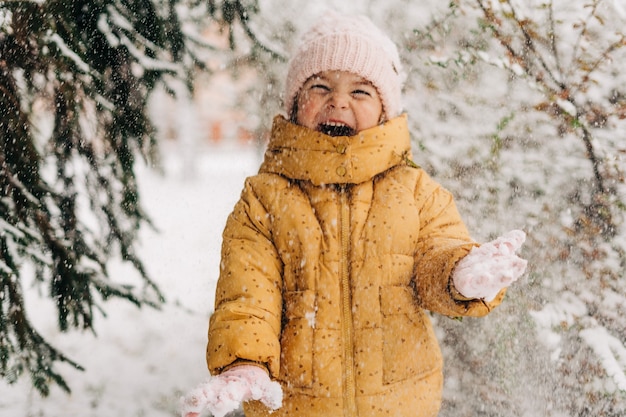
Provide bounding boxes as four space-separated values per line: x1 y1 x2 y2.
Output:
259 114 412 185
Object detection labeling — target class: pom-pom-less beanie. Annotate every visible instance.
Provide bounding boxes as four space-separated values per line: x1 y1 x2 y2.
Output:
284 12 404 119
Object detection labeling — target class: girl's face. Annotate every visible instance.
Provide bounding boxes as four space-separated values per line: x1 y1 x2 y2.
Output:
295 71 384 136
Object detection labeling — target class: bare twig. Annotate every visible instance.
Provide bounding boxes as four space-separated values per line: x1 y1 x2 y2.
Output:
569 0 600 76
475 0 558 97
504 0 565 91
569 34 626 97
547 0 564 80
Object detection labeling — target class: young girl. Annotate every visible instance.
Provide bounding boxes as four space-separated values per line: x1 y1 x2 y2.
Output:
181 11 527 417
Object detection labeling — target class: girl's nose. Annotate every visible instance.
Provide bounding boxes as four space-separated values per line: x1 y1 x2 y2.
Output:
328 92 349 109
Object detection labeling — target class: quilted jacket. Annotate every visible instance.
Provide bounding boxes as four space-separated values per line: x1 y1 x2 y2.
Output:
206 114 505 417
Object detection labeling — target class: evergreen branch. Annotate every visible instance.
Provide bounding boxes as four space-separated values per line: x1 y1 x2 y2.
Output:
0 0 181 395
1 268 84 396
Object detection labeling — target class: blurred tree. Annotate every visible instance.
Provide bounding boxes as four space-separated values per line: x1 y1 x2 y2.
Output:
0 0 265 396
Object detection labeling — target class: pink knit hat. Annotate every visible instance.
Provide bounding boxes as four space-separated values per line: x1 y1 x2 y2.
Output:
284 12 404 119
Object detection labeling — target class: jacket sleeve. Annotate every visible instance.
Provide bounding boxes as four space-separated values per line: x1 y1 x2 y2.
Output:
206 177 283 377
412 170 504 318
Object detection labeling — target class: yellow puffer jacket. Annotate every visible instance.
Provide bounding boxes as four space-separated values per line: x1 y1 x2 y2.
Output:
207 114 505 417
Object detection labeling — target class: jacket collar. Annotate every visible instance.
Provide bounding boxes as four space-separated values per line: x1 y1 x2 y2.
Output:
259 114 412 185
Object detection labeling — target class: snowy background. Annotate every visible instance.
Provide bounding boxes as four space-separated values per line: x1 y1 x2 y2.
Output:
2 0 626 416
0 142 263 417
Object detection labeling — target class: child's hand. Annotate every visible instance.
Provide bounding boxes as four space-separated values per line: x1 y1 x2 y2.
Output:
452 230 528 301
180 365 283 417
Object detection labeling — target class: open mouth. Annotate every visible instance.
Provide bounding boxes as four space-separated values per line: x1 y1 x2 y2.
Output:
318 122 356 137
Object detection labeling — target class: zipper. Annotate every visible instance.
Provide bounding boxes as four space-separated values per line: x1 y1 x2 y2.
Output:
339 186 357 416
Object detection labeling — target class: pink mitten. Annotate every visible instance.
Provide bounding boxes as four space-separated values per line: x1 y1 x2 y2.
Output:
180 365 283 417
452 230 528 301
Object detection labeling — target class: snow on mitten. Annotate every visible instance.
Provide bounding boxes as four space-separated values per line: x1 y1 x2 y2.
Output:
452 230 528 302
180 365 283 417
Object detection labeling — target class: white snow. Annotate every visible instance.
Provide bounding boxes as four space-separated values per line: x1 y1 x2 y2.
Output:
555 98 577 117
580 327 626 392
47 33 91 74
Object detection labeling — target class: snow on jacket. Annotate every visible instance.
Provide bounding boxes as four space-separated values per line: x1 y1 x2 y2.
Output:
206 114 505 417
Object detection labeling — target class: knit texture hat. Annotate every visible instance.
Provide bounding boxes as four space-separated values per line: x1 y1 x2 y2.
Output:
284 12 404 119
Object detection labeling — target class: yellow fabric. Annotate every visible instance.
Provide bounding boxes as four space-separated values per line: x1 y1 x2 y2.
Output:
207 115 504 417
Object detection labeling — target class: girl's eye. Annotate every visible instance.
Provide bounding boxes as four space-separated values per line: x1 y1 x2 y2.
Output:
352 89 372 97
311 84 330 92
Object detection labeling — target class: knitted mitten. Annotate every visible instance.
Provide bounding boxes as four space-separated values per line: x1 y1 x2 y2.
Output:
180 365 282 417
452 230 528 301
